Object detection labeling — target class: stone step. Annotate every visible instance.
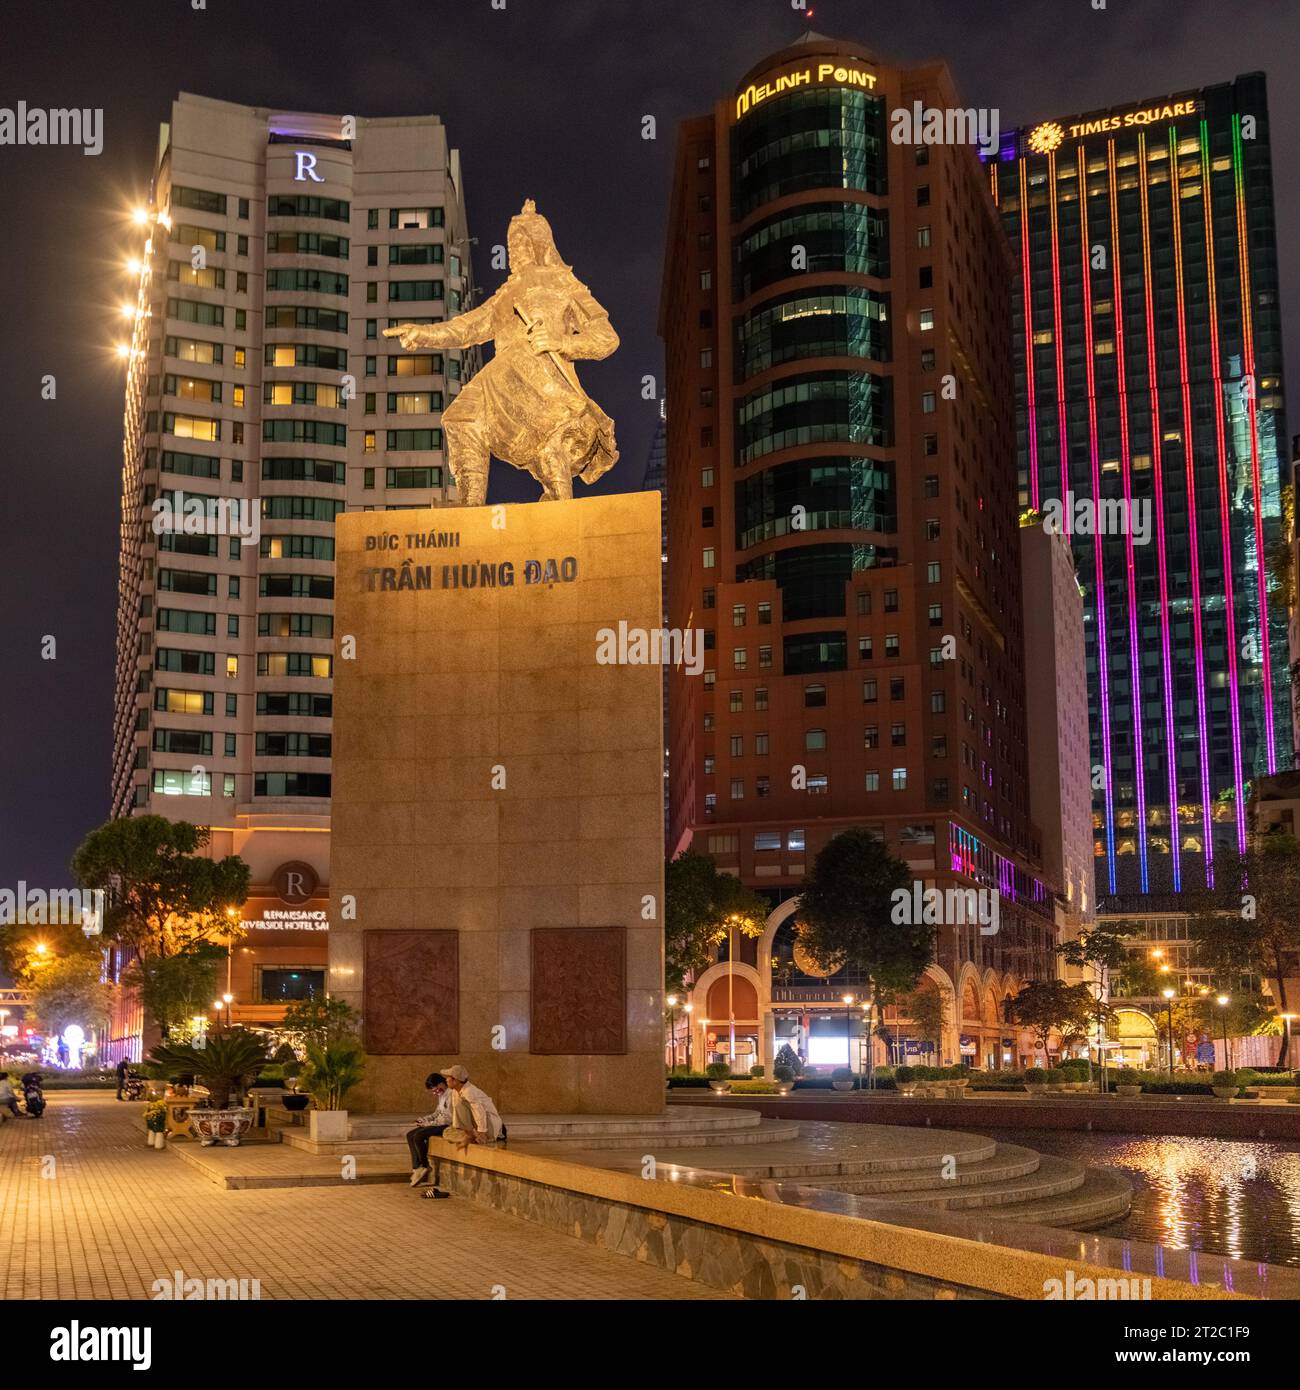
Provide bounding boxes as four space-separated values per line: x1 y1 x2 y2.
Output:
346 1109 769 1141
810 1142 1043 1194
858 1152 1086 1211
983 1167 1133 1230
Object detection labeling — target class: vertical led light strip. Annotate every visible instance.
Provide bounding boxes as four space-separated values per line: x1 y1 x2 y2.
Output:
1201 119 1248 856
1107 139 1149 891
1232 116 1276 772
1047 152 1070 524
1136 133 1181 891
1168 125 1215 886
1077 144 1118 894
1018 157 1041 508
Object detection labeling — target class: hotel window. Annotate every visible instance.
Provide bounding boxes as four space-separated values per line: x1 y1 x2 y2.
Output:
755 733 769 755
921 391 936 413
890 678 905 700
732 604 746 628
754 688 768 711
930 691 946 714
856 591 871 616
864 726 879 748
919 267 933 289
805 729 826 752
733 648 747 671
884 590 898 612
804 684 826 708
807 774 828 794
730 779 744 800
916 185 930 206
700 270 712 290
758 646 772 668
700 348 713 368
926 519 940 540
703 713 714 732
885 635 899 658
930 778 949 799
919 309 934 331
703 670 715 689
924 474 939 497
931 735 946 757
227 616 239 638
702 547 715 568
927 562 941 583
703 587 715 609
754 831 782 851
704 793 717 814
787 828 805 851
703 756 715 775
920 348 935 371
865 771 880 792
892 768 908 791
226 694 237 717
891 722 906 747
701 427 714 447
729 690 743 713
928 604 942 626
757 602 771 625
730 735 743 757
363 468 375 489
701 466 714 487
224 733 236 757
917 225 931 248
923 433 938 455
756 777 770 798
863 678 878 703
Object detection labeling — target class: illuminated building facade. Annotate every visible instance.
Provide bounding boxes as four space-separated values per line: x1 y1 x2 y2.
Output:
107 94 476 1053
662 35 1059 1070
989 76 1291 898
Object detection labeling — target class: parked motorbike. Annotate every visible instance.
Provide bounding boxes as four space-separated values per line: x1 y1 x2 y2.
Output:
21 1073 45 1118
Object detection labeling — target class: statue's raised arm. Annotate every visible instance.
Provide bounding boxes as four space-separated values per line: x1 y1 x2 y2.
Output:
385 200 619 507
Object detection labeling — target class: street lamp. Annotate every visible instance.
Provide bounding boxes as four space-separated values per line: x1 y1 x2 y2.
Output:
683 1002 694 1072
1280 1014 1298 1072
842 994 855 1075
1216 994 1231 1071
1161 987 1176 1078
222 993 234 1028
666 994 678 1071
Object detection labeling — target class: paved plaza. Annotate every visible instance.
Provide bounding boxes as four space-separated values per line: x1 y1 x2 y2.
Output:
0 1091 729 1301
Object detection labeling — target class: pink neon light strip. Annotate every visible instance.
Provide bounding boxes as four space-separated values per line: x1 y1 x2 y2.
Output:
1018 159 1040 509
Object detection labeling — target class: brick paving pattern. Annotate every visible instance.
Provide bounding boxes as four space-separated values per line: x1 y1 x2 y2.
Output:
0 1092 730 1300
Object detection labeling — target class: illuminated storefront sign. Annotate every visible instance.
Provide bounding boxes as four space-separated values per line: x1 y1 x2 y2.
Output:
736 61 878 119
1027 98 1199 153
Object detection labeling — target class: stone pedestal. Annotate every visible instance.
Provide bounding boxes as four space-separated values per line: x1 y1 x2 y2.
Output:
329 493 665 1115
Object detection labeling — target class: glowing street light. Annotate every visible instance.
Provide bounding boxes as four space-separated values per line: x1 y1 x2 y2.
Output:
1161 987 1176 1078
131 206 150 226
1216 994 1232 1071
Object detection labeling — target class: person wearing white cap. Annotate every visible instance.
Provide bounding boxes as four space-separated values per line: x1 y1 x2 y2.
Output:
441 1065 504 1149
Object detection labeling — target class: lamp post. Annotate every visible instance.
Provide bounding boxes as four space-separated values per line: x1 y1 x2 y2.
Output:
1161 987 1176 1078
666 994 678 1070
1216 994 1231 1072
225 906 239 995
683 1002 694 1072
1280 1014 1297 1073
842 994 855 1075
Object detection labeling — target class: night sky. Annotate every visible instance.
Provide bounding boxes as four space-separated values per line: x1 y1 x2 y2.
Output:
1 0 1297 892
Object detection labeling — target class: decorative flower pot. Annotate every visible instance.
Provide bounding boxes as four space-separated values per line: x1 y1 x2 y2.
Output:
776 1084 791 1095
309 1109 349 1142
831 1080 854 1092
152 1130 166 1149
1212 1086 1237 1100
188 1107 255 1147
282 1094 310 1111
707 1082 730 1094
1116 1085 1142 1098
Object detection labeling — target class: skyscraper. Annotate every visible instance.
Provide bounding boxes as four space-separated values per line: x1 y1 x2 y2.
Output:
662 35 1058 1071
989 77 1291 898
108 94 474 1044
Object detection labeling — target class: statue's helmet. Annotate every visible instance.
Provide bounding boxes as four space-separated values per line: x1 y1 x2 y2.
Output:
507 199 565 269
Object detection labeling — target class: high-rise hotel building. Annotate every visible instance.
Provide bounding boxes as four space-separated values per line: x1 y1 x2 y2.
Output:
108 94 475 1045
662 35 1058 1070
988 76 1291 899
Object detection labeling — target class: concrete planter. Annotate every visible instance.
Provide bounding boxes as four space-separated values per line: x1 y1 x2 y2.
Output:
309 1109 349 1142
1212 1086 1237 1100
707 1082 730 1094
831 1080 855 1093
897 1084 918 1097
1116 1085 1143 1098
188 1106 255 1147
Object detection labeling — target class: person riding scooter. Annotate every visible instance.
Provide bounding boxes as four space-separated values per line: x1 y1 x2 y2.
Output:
20 1071 45 1118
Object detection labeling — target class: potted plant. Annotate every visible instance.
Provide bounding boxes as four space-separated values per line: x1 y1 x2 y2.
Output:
894 1065 918 1097
1043 1067 1066 1094
1024 1068 1048 1090
1211 1069 1240 1100
830 1067 855 1092
301 1037 367 1140
143 1099 168 1149
705 1061 731 1093
749 1064 765 1078
1115 1067 1143 1098
773 1063 794 1095
149 1031 269 1147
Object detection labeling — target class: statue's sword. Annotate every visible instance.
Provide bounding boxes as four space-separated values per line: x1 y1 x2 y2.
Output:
514 303 583 397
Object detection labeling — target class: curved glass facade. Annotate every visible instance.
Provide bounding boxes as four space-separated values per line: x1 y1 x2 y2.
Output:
734 288 890 381
735 371 892 465
733 202 889 300
737 542 893 621
734 457 896 550
731 89 887 219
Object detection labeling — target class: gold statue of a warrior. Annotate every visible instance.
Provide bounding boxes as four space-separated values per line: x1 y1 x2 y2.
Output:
384 200 619 506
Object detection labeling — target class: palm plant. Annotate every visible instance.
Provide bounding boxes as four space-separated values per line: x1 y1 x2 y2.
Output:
149 1030 269 1110
300 1038 367 1111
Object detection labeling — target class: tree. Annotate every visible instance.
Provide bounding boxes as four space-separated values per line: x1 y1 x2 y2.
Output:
664 852 768 994
1008 980 1099 1060
121 946 224 1040
71 816 251 958
150 1030 269 1110
901 985 948 1060
26 954 114 1043
280 995 360 1048
797 829 929 1074
1188 834 1300 1065
1059 920 1140 1080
